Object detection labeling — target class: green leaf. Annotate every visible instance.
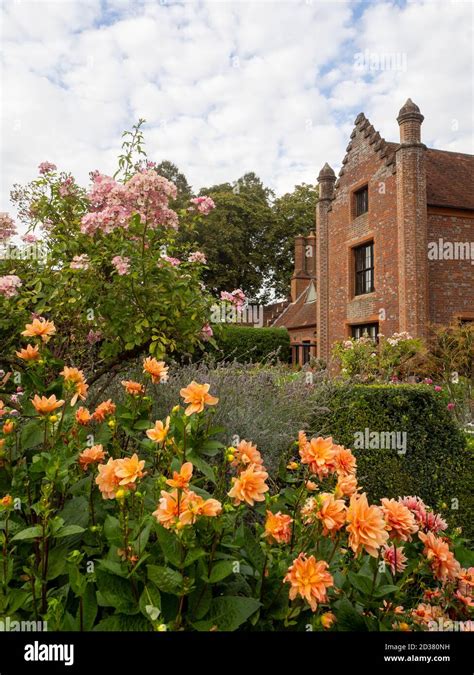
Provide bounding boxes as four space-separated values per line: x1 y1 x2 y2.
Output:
347 571 374 596
139 584 162 622
12 526 42 541
93 614 150 631
208 560 235 584
335 597 368 631
82 582 98 631
373 584 399 598
155 524 184 567
207 596 261 631
95 570 136 613
20 422 44 451
147 565 183 596
187 453 216 484
55 524 85 539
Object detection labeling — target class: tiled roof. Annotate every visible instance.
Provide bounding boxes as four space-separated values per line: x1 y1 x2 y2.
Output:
272 287 317 330
425 149 474 210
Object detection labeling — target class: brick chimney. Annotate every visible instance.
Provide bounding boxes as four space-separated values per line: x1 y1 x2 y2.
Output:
290 235 310 301
316 162 335 360
396 98 429 338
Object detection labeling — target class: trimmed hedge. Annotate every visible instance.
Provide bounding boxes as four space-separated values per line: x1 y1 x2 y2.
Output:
311 384 473 539
207 324 291 363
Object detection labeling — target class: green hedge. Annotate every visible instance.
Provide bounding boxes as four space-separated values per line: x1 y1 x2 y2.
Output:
311 384 473 539
207 325 290 363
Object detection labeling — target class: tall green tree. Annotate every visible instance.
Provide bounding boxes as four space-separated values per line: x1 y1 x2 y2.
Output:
269 183 319 298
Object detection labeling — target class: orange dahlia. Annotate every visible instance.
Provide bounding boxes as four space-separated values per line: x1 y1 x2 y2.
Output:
179 491 222 525
146 417 170 443
60 366 88 405
346 493 389 557
231 439 263 470
22 317 56 342
284 553 334 612
143 357 169 384
92 399 116 422
153 489 181 529
179 381 218 416
121 380 145 395
15 344 40 361
115 453 145 486
79 444 107 471
381 498 418 542
299 436 336 477
75 407 91 425
418 531 460 582
333 445 357 476
228 463 269 506
31 394 65 415
316 493 347 537
166 462 193 490
264 510 293 544
95 458 121 499
335 473 359 498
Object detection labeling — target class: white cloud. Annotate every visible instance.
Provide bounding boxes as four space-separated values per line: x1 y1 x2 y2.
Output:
1 0 472 222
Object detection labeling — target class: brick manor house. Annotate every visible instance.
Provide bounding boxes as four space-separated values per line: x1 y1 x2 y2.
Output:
271 99 474 365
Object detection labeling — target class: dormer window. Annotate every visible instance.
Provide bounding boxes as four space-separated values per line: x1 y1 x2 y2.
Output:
354 185 368 217
305 282 317 304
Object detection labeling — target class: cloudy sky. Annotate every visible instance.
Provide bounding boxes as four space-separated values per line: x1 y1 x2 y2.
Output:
1 0 473 213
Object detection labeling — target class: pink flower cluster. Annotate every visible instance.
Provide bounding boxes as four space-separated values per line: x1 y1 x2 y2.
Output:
190 196 215 215
21 234 38 244
111 255 130 276
200 323 213 341
0 274 22 298
70 254 90 270
220 288 246 310
58 176 75 198
81 171 178 235
399 496 447 533
87 329 102 345
160 255 181 267
0 213 17 241
188 251 207 264
38 162 57 175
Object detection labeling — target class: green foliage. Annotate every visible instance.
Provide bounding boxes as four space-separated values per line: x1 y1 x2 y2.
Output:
206 325 290 363
311 384 473 537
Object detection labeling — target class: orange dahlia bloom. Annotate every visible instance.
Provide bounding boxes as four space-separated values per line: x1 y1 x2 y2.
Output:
458 567 474 596
381 498 418 542
418 531 460 582
16 344 40 361
299 436 336 477
60 366 88 405
79 444 107 471
231 440 263 470
92 399 116 422
75 407 91 425
264 510 293 544
179 491 222 525
3 421 14 434
115 453 145 486
146 417 170 443
143 357 169 384
96 458 121 499
179 381 218 416
121 380 145 395
31 394 65 415
333 445 357 476
411 603 444 627
0 494 13 508
153 489 181 529
316 493 347 537
166 462 193 490
284 553 334 612
346 493 389 557
335 474 359 498
22 317 56 342
228 463 269 506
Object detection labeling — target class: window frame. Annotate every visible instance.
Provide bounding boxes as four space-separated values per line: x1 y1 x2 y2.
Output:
351 323 379 342
354 185 369 217
354 241 375 296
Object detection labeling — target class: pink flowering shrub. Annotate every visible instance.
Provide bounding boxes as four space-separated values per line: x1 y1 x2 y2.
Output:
0 121 217 378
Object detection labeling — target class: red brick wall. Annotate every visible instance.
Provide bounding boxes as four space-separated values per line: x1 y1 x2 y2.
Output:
318 119 400 359
427 208 474 324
